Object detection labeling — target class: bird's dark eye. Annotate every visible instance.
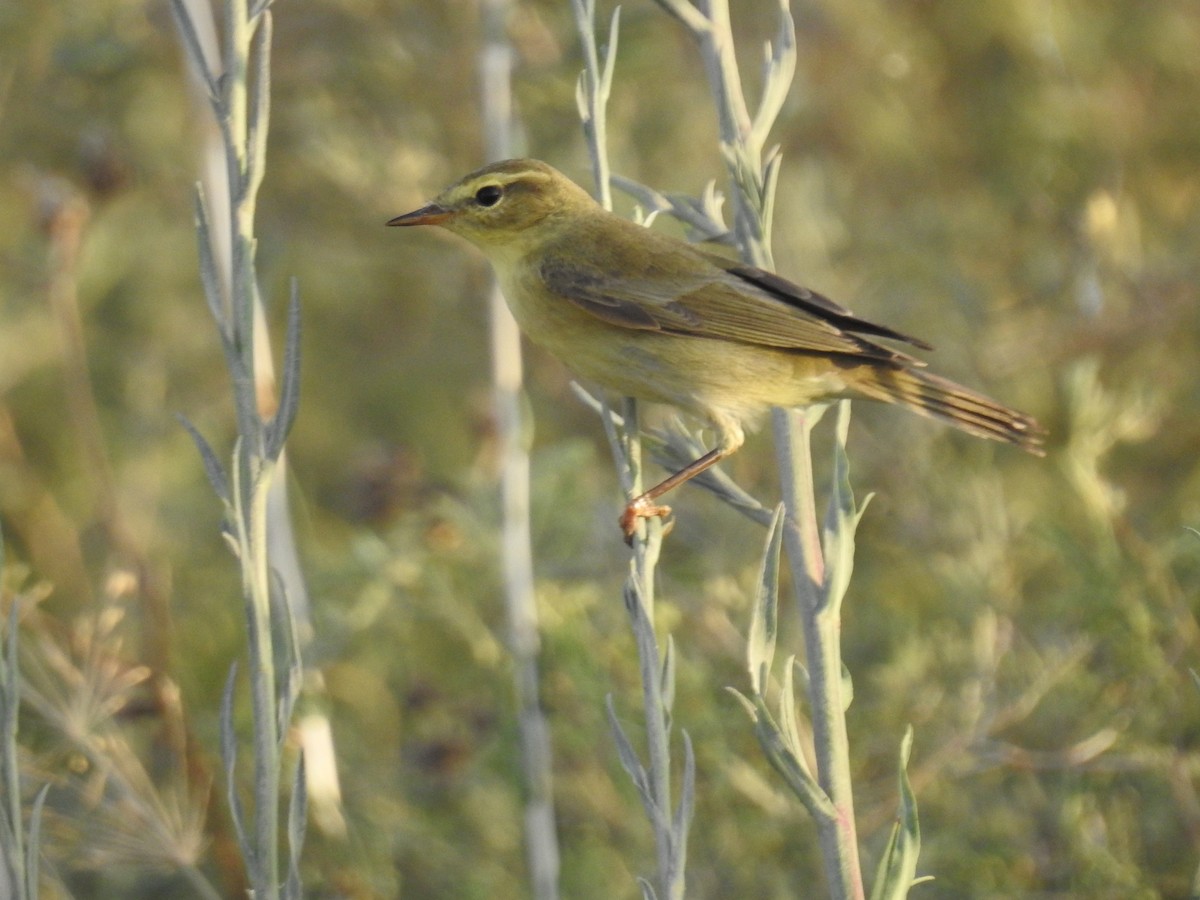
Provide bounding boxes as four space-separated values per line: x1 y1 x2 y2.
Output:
475 184 504 207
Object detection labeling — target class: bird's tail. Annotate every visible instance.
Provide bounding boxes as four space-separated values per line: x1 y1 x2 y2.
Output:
845 364 1045 455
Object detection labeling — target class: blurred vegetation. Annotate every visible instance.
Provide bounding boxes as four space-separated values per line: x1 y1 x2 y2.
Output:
1 0 1198 897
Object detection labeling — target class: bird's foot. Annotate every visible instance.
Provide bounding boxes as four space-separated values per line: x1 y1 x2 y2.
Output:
620 498 673 545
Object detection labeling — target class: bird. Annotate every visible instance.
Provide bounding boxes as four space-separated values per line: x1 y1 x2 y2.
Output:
388 159 1044 539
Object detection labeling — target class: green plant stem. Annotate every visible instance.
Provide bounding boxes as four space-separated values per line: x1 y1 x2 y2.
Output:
573 3 692 894
653 0 865 895
773 411 863 898
624 401 676 895
247 464 281 894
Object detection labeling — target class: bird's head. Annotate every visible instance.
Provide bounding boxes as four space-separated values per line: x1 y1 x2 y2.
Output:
388 159 596 257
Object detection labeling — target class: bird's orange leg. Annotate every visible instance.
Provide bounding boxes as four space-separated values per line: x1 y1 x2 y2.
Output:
620 447 728 543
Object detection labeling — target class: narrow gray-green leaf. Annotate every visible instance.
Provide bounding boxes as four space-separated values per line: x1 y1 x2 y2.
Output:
650 0 709 33
246 10 273 201
285 750 307 900
192 185 230 341
841 661 854 712
725 686 758 721
822 400 863 615
0 815 16 895
625 581 668 737
167 0 221 103
25 783 49 900
219 663 251 864
749 4 796 154
777 656 807 767
575 70 590 122
869 726 921 900
606 695 653 813
177 414 232 504
760 146 782 242
266 279 302 462
227 351 264 457
268 567 302 746
599 6 622 99
670 729 695 897
660 634 676 719
748 504 785 693
754 695 835 822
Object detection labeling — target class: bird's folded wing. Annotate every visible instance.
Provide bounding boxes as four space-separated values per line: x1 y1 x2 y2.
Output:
538 254 925 366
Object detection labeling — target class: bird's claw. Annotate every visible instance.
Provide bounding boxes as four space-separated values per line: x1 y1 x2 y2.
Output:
620 498 674 545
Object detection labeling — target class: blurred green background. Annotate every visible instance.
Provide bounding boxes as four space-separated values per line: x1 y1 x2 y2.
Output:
1 0 1199 896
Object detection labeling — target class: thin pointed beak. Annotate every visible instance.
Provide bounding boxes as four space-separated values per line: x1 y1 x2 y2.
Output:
387 203 452 227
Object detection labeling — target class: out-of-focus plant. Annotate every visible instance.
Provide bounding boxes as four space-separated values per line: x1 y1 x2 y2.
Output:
168 0 307 896
481 0 561 895
20 597 219 899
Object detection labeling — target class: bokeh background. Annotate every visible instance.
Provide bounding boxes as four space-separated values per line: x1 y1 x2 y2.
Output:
1 0 1199 896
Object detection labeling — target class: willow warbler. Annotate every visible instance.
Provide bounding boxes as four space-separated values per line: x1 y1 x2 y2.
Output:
389 159 1043 538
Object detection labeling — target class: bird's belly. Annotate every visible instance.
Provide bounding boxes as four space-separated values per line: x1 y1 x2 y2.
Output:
536 312 847 422
587 331 845 405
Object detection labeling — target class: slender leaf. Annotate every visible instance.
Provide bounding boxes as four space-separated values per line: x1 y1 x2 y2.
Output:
220 664 251 865
777 656 808 768
748 505 785 693
725 686 758 721
177 414 232 504
167 0 221 103
869 727 922 900
669 730 696 897
192 185 231 342
749 4 796 154
650 0 710 35
246 11 273 201
760 146 781 244
753 694 835 822
660 634 676 720
599 6 622 100
24 783 48 900
822 401 871 616
269 568 302 745
575 71 590 123
284 751 308 900
606 695 653 813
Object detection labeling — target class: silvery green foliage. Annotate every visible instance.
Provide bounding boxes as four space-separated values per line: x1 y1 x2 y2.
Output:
168 0 306 895
572 5 696 897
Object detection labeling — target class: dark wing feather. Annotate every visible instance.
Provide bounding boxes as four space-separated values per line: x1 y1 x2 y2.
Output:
703 254 935 351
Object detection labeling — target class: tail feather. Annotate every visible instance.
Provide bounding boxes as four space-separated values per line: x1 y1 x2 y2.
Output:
847 365 1045 455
